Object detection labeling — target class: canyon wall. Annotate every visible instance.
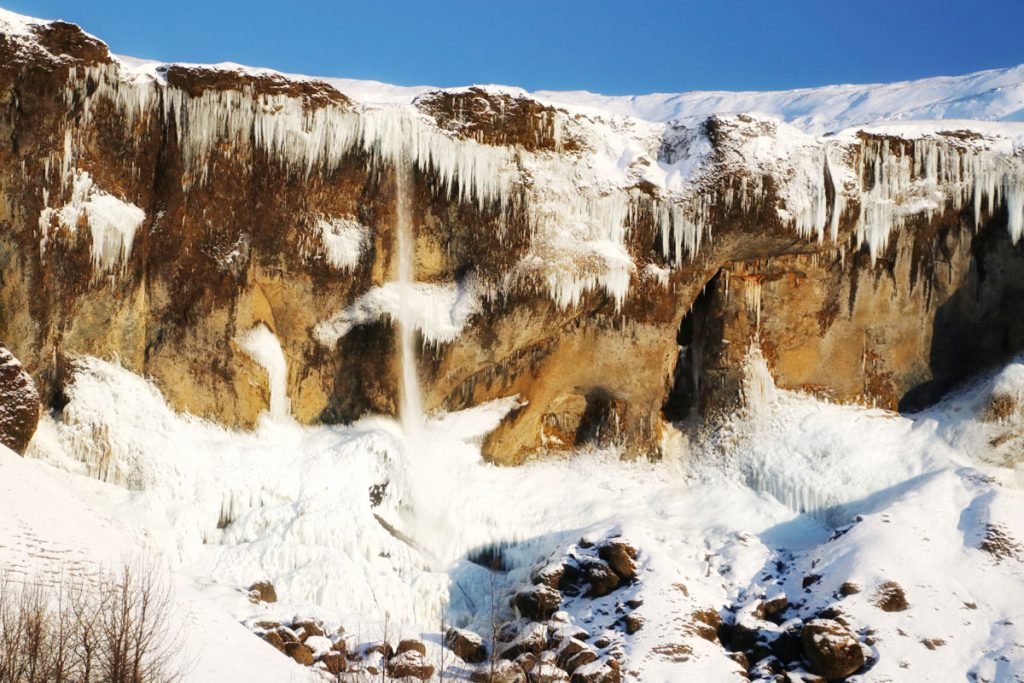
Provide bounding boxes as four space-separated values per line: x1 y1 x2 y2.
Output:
1 15 1023 462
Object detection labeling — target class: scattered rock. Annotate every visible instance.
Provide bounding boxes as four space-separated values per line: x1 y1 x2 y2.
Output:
397 638 427 657
873 581 909 612
387 650 435 680
472 659 528 683
565 649 599 674
253 620 281 631
583 561 620 598
247 581 277 603
320 651 346 674
532 562 566 590
623 613 644 635
293 619 324 640
597 540 638 581
802 574 822 589
365 640 394 659
759 592 788 619
284 641 314 666
501 622 548 660
801 619 866 680
446 627 487 663
261 630 286 653
514 585 563 620
839 582 861 596
569 658 620 683
980 524 1022 562
921 638 946 650
556 638 594 670
688 608 720 642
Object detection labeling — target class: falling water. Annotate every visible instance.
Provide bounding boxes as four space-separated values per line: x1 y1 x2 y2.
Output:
395 157 425 436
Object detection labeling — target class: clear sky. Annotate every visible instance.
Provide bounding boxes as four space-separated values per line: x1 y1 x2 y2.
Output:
7 0 1024 95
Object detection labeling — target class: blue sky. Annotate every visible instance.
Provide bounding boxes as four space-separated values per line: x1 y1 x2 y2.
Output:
7 1 1024 94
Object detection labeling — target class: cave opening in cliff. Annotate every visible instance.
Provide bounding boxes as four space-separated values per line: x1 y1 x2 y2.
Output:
661 272 720 423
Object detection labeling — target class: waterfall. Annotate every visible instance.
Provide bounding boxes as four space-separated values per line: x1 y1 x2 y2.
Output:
394 157 425 437
239 323 291 421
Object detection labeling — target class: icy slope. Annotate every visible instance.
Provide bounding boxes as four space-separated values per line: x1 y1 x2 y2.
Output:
17 352 1024 681
0 443 316 683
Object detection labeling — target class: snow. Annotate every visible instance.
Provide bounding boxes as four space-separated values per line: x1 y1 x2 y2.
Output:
37 170 146 273
14 350 1024 681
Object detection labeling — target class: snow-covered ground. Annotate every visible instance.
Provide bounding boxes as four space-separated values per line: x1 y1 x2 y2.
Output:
2 349 1019 681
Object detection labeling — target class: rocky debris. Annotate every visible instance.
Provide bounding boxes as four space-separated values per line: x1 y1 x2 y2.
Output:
758 592 788 620
921 637 947 650
532 562 566 590
980 523 1022 561
623 613 644 635
387 650 435 680
596 539 638 581
0 345 39 454
471 659 528 683
582 560 620 598
283 641 314 666
292 618 324 640
319 651 346 674
838 582 861 596
687 608 720 641
555 637 594 671
514 584 563 620
261 630 286 653
445 626 487 663
873 581 909 612
801 619 866 680
396 637 427 657
568 657 620 683
502 622 549 660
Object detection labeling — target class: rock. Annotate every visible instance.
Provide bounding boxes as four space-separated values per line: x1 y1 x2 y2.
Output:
769 622 803 663
532 562 566 589
591 635 612 649
293 619 324 640
801 619 866 680
726 650 749 671
597 540 638 581
839 582 861 596
802 574 822 589
759 592 788 619
583 561 620 598
547 621 589 647
247 581 276 603
303 635 333 658
365 640 394 658
514 584 563 620
501 622 548 660
565 649 599 674
261 630 286 653
569 658 620 683
472 659 528 683
873 581 909 612
319 651 346 674
529 659 571 683
253 620 281 631
624 613 644 634
397 638 427 657
283 641 314 666
277 627 299 644
0 346 39 454
387 650 435 680
445 627 487 663
555 637 593 670
688 609 720 641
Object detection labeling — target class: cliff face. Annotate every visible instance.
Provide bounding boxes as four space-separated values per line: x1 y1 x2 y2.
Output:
2 13 1023 463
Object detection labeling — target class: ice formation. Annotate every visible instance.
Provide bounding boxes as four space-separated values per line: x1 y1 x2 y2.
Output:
316 216 367 270
238 324 291 422
37 170 146 273
394 158 426 436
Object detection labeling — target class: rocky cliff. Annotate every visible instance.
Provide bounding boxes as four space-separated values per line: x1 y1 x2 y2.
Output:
1 11 1023 463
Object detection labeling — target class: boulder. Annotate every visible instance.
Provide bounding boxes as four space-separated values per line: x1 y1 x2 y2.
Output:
261 630 286 653
501 622 548 661
839 582 861 596
583 561 620 598
283 641 314 666
555 637 593 670
531 562 566 589
624 613 644 634
397 637 427 657
514 584 563 620
597 540 638 581
472 659 528 683
569 658 620 683
319 651 346 674
565 649 599 674
801 619 865 680
387 650 435 680
445 627 487 663
0 345 39 454
293 619 324 640
873 581 909 612
688 609 720 641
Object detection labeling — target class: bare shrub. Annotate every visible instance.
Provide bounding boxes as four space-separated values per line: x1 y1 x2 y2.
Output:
0 561 183 683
